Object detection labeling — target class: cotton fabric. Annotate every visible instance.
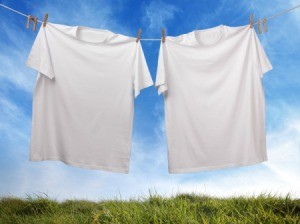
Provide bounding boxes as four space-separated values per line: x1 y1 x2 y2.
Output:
26 22 153 173
156 24 273 173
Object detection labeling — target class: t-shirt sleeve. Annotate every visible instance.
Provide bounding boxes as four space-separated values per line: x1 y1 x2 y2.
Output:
253 29 273 78
155 43 168 95
133 42 153 98
26 25 54 79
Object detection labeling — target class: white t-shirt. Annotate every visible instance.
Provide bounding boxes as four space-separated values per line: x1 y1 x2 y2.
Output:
156 24 273 173
26 22 153 173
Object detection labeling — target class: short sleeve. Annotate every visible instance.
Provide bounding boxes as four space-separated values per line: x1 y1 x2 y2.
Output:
155 42 168 95
133 42 153 98
253 30 273 78
26 25 54 79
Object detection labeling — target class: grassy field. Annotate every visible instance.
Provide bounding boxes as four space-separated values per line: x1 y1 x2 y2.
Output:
0 193 299 223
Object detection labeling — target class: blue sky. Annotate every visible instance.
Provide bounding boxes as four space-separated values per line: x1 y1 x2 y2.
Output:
0 0 300 201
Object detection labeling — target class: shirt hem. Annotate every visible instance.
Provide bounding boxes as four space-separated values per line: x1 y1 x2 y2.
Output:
155 83 167 95
29 156 129 174
134 80 154 98
168 157 268 174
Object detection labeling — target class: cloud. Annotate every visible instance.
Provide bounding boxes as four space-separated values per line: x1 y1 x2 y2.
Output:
28 0 129 34
264 102 300 186
0 17 37 93
0 98 31 145
290 1 300 24
0 97 31 196
147 102 300 198
193 0 252 28
142 0 181 34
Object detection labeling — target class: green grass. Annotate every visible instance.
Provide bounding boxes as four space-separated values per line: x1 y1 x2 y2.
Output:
0 193 299 223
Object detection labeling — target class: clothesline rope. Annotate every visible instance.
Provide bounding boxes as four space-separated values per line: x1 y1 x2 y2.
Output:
0 3 300 41
255 4 300 24
0 4 30 19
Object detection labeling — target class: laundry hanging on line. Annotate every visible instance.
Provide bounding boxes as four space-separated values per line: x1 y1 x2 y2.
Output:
25 21 273 173
4 3 300 173
156 24 272 173
26 22 153 173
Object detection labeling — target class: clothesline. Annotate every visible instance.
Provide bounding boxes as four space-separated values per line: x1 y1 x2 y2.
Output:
0 3 300 41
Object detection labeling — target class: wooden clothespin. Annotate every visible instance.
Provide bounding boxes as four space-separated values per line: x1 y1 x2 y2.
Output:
26 15 38 31
162 28 166 43
136 28 142 43
249 13 254 28
26 15 33 29
43 13 48 27
263 18 268 32
33 17 38 31
257 20 262 34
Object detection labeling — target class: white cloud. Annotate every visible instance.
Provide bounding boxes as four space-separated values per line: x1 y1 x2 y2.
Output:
142 0 181 34
290 1 300 25
0 19 37 93
29 0 130 35
195 1 251 28
264 103 300 187
0 98 31 145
